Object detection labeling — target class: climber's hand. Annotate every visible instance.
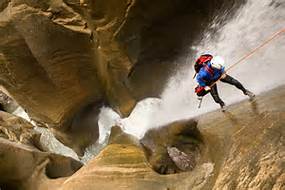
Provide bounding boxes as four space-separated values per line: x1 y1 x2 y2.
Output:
204 86 211 91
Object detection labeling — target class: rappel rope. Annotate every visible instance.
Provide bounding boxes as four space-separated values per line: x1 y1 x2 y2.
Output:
197 27 285 108
210 28 285 88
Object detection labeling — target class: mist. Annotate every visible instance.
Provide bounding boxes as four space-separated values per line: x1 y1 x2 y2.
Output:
99 0 285 139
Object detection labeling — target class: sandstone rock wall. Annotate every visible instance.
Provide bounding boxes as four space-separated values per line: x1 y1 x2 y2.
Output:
1 86 284 190
58 86 285 190
197 86 285 190
0 0 243 126
0 0 244 153
0 111 82 190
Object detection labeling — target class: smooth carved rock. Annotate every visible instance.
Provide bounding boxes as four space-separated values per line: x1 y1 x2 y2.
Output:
0 138 82 190
0 112 82 190
0 0 243 153
56 126 215 190
4 86 283 190
197 86 285 190
0 0 137 153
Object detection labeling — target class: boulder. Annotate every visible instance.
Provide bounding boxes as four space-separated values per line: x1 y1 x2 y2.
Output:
167 146 196 171
141 119 204 174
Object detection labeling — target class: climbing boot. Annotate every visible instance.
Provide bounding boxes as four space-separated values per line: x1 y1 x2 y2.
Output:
220 102 226 112
244 90 255 100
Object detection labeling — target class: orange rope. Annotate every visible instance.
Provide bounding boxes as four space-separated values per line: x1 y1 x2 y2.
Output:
209 28 285 88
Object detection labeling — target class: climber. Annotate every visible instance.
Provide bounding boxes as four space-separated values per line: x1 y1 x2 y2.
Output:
194 55 255 110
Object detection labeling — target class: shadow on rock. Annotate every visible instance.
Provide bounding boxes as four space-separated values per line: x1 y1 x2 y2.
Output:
52 101 102 156
0 112 82 190
140 119 204 174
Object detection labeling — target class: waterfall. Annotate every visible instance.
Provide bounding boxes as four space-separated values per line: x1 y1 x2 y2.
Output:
17 0 283 159
113 0 285 138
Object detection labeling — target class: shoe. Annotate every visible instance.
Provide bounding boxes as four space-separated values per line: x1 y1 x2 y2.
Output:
220 102 226 112
244 90 255 100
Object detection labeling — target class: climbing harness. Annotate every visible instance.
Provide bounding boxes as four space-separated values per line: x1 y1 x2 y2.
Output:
197 27 285 108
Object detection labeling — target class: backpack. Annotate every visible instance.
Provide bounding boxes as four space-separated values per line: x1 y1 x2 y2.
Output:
194 54 213 73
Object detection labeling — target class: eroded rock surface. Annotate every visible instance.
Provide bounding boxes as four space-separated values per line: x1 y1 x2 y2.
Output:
2 85 284 190
0 112 82 190
0 111 39 146
0 88 19 113
57 126 214 190
197 86 285 190
167 146 196 171
59 86 285 190
1 1 283 189
0 0 244 153
141 119 204 174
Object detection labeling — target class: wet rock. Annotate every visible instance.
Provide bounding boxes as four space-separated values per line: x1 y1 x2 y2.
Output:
197 86 285 190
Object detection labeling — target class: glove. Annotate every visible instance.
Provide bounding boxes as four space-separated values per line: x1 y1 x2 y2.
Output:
221 73 227 79
204 86 211 91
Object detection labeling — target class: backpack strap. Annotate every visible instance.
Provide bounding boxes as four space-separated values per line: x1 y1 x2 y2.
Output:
204 64 214 76
194 54 213 73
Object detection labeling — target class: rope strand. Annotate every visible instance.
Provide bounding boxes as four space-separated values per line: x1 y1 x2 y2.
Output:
209 28 285 88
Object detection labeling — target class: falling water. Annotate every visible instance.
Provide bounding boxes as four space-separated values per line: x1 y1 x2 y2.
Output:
13 0 284 160
111 0 285 138
151 0 285 125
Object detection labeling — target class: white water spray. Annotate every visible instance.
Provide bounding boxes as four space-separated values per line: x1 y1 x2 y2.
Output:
32 0 284 160
155 0 285 124
108 0 285 139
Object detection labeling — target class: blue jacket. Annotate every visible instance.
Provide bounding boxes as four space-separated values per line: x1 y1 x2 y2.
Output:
196 62 225 87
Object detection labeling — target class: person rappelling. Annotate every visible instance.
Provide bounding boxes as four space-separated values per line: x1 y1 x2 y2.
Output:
194 54 255 111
